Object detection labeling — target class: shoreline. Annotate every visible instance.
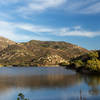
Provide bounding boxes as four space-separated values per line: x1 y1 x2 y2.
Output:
0 64 100 75
65 65 100 75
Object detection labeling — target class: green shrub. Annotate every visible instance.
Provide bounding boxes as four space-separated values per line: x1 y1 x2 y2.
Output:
86 59 100 71
73 60 84 68
88 52 99 60
59 62 69 66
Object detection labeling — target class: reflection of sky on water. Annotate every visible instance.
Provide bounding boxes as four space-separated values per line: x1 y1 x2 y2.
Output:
0 67 99 100
0 84 100 100
0 67 75 76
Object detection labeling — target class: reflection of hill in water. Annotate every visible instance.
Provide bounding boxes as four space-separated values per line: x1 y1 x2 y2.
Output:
0 74 81 92
81 74 100 96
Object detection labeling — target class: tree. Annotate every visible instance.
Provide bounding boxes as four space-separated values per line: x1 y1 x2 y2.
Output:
17 93 29 100
86 59 100 71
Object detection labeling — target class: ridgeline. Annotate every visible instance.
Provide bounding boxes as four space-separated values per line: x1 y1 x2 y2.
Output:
0 36 88 67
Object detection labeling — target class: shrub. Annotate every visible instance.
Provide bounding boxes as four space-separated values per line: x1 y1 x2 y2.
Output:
59 62 69 66
88 51 99 60
73 60 84 68
86 59 100 71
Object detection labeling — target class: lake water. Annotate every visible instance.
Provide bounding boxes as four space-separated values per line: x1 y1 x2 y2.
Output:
0 67 100 100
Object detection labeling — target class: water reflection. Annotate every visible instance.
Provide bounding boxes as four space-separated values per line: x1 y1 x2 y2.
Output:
0 67 99 100
0 74 80 92
81 74 100 96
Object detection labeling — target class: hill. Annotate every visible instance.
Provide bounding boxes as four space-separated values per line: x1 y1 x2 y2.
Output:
0 36 15 51
0 37 89 66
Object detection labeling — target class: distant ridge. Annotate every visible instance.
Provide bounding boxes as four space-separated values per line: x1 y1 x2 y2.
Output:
0 36 89 66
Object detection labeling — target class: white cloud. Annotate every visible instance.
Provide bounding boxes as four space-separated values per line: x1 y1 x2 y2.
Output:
0 20 51 41
57 28 97 37
14 0 100 16
15 23 54 33
65 0 100 14
18 23 100 37
0 0 100 17
18 0 66 14
0 20 100 42
81 2 100 14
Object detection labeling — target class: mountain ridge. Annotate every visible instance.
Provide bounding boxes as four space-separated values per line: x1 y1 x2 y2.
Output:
0 36 89 67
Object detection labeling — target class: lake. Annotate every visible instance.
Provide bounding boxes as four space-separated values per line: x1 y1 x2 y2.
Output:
0 67 100 100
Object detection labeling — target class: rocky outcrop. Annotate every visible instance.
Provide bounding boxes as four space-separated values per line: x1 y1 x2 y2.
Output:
38 55 69 66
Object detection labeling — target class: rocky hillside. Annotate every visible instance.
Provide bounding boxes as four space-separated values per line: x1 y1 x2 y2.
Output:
0 37 89 66
0 36 15 51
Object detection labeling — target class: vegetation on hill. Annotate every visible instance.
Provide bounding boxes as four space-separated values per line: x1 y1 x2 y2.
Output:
68 51 100 73
0 37 88 67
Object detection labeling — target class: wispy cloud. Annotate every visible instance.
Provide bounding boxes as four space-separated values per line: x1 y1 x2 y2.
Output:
0 20 51 41
17 24 99 38
57 27 99 37
81 2 100 14
16 0 100 15
15 23 54 33
17 0 66 14
65 0 100 14
0 0 100 19
0 20 100 42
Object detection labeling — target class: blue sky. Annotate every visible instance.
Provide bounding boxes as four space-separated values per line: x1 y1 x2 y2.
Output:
0 0 100 50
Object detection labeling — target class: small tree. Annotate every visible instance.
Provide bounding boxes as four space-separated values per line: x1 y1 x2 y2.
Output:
73 60 84 68
17 93 29 100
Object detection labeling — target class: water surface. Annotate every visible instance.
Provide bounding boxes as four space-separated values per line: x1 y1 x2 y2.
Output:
0 67 100 100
